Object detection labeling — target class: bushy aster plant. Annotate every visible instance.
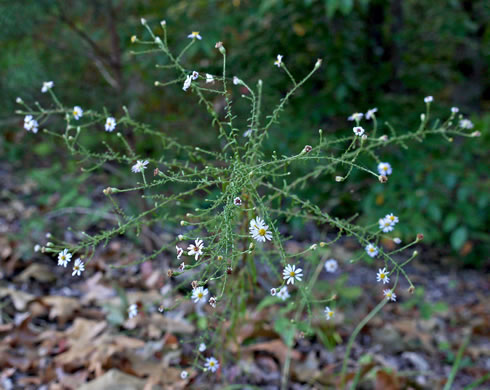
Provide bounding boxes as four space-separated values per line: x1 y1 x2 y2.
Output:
17 20 480 386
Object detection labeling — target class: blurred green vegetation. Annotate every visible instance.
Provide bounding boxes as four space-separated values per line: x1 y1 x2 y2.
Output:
1 0 488 265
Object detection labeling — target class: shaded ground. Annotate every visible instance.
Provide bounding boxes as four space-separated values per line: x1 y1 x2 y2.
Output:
0 163 489 390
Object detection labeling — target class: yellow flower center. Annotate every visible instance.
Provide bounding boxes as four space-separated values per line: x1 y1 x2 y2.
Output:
380 273 385 279
209 361 215 367
258 228 266 236
383 166 388 171
198 293 203 298
192 32 199 36
369 248 374 252
289 271 295 277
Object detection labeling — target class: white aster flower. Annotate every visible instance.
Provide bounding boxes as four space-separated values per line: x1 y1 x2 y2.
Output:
365 244 378 257
183 75 192 91
72 258 85 276
204 357 219 373
324 306 335 320
105 117 116 132
459 119 474 129
57 249 72 267
385 213 399 225
393 237 402 244
324 259 338 273
191 71 199 80
209 296 217 308
140 17 146 25
160 20 166 27
270 288 277 296
274 54 283 67
424 96 433 103
72 106 83 120
451 107 459 114
176 246 184 259
205 73 214 83
41 81 54 93
179 262 185 271
353 126 365 136
282 264 303 285
243 128 253 137
16 97 23 104
34 244 41 252
249 217 272 242
379 217 394 233
187 238 204 260
277 286 290 301
199 342 206 352
348 112 363 122
365 108 378 120
377 162 392 176
234 197 242 206
180 371 188 379
127 303 138 318
192 286 208 304
131 160 149 173
376 267 390 284
383 289 397 301
188 31 202 40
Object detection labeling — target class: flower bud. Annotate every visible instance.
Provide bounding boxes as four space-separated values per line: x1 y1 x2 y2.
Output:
155 36 162 43
416 233 424 241
15 97 23 104
319 242 326 247
420 113 426 122
310 244 317 251
167 269 174 277
217 255 223 261
180 220 186 226
408 286 415 294
303 145 312 153
335 176 344 182
413 250 418 257
131 35 137 43
160 20 166 27
178 234 184 241
140 18 146 25
191 280 198 289
471 131 481 137
315 59 323 69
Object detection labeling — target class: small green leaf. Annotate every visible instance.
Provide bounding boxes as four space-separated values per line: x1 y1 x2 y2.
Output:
450 226 468 250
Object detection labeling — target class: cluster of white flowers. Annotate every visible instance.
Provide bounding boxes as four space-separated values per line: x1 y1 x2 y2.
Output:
131 160 149 173
378 213 399 233
249 217 272 242
377 162 392 176
24 115 39 133
57 249 85 277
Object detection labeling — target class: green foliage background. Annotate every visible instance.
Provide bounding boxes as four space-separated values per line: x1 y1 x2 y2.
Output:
1 0 488 264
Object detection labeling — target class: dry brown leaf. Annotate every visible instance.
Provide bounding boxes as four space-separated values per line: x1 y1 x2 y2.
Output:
376 370 400 390
244 339 301 365
77 369 149 390
0 287 35 310
15 263 56 283
42 296 81 324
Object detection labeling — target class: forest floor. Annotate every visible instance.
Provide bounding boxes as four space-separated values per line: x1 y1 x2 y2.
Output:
0 163 489 390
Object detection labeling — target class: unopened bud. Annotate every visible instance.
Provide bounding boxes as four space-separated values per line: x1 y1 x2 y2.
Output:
180 220 186 226
315 59 323 68
413 250 418 257
46 242 53 247
16 97 23 104
319 242 326 247
408 286 415 294
178 234 184 241
140 18 146 25
217 255 223 261
310 244 317 251
103 187 113 195
335 176 344 182
471 131 481 137
420 113 426 122
191 280 198 289
416 233 424 241
379 135 389 141
167 269 174 277
131 35 137 43
160 20 166 27
249 242 254 250
155 36 162 43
